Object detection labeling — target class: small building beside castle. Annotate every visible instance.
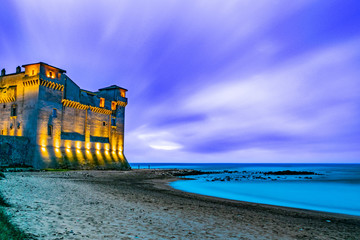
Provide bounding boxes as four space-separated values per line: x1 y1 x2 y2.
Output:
0 62 130 169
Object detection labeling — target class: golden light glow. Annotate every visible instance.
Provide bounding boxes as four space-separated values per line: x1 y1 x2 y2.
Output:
111 101 117 110
120 89 126 98
16 128 23 136
111 150 119 162
95 150 105 166
54 147 62 158
40 146 49 159
85 142 91 150
47 71 55 79
24 65 39 76
65 147 73 162
54 139 61 148
85 149 94 165
75 149 85 165
75 141 82 150
40 136 48 148
64 140 72 149
100 98 105 108
96 143 101 150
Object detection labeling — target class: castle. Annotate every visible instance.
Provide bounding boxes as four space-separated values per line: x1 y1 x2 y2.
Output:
0 62 130 169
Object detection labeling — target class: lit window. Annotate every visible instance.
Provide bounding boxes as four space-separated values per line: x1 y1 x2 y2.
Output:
100 98 105 108
111 101 117 110
11 104 17 117
120 89 126 98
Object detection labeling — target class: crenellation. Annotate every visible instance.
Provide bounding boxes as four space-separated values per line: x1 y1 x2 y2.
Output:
0 62 129 169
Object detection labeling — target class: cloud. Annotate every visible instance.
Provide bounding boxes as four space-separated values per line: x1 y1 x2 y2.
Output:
138 132 183 151
1 0 360 162
125 38 360 161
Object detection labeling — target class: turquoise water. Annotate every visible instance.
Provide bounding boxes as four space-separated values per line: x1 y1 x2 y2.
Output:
131 163 360 216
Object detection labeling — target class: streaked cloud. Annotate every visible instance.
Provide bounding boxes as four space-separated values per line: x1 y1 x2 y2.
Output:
1 0 359 162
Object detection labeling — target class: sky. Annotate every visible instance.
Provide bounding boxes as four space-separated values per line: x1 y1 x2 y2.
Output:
1 0 360 163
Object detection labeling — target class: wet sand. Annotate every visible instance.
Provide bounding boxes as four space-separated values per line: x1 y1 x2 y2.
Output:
1 169 359 239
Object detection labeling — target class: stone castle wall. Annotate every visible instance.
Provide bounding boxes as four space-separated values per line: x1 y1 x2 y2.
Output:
0 62 129 169
0 135 33 167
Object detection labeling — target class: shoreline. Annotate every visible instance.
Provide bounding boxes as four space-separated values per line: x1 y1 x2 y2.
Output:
1 169 359 239
152 173 360 220
167 177 360 218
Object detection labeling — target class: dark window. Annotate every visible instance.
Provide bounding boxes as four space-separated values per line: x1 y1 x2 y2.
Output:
52 109 57 118
111 118 116 126
48 125 53 136
32 70 35 75
103 122 106 126
3 104 5 108
49 72 53 77
11 104 17 117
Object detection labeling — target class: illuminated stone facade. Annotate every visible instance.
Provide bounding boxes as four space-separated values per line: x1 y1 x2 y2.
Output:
0 62 129 169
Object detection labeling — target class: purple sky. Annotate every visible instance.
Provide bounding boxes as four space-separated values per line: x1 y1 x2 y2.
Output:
1 0 360 163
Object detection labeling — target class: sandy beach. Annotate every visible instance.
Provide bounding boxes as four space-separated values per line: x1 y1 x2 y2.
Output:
1 170 359 240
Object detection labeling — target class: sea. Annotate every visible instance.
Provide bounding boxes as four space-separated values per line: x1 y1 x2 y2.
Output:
130 163 360 216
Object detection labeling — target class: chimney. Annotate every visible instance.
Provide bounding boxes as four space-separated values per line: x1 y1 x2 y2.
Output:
16 66 21 73
1 68 5 76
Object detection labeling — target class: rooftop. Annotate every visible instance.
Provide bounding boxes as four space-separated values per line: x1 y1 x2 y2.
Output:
22 62 66 73
98 85 128 91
